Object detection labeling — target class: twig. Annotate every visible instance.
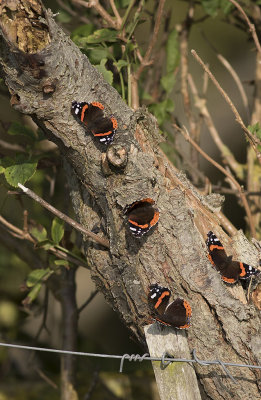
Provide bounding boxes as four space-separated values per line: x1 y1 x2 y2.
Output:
228 0 261 55
134 0 166 80
84 370 99 400
211 186 261 197
23 209 28 234
214 211 238 236
35 366 58 389
72 0 117 29
188 73 245 179
191 49 261 163
17 183 110 248
0 139 26 152
201 32 250 121
34 289 50 341
178 4 200 175
0 213 89 267
120 0 136 30
175 125 256 238
217 54 250 121
0 214 35 242
78 289 98 314
109 0 122 27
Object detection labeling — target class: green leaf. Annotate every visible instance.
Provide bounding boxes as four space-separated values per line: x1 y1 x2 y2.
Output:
84 29 118 44
26 269 51 288
26 283 42 304
88 47 110 64
166 29 180 74
201 0 219 16
54 259 69 266
200 0 233 16
51 217 64 245
37 240 54 250
30 226 47 242
71 24 95 40
149 99 174 125
248 122 261 139
0 165 5 174
113 59 128 72
95 59 113 85
2 155 37 187
160 73 176 95
8 122 36 140
220 0 234 14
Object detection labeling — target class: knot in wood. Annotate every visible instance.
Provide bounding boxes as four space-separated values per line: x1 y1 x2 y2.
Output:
42 78 57 94
106 145 128 168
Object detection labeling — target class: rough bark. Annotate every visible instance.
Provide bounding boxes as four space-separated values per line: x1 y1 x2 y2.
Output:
0 2 260 399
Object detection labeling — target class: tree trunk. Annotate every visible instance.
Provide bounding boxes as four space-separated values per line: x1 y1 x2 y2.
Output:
0 1 260 399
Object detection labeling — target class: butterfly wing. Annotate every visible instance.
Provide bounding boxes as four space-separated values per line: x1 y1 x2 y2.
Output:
125 199 159 237
160 298 191 329
148 284 171 315
206 231 228 267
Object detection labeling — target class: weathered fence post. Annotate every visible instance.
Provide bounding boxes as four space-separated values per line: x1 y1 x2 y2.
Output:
144 324 202 400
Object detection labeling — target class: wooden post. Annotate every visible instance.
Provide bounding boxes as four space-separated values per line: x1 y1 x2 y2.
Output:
144 324 202 400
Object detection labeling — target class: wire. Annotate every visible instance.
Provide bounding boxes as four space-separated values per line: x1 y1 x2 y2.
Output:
0 341 260 379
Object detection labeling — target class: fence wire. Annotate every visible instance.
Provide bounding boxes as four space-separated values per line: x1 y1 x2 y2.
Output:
0 341 260 382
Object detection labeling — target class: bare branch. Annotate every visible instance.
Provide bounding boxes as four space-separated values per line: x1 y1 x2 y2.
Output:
134 0 166 80
72 0 118 28
191 49 261 163
175 124 256 238
217 53 250 121
109 0 122 27
228 0 261 55
18 183 110 248
188 73 245 180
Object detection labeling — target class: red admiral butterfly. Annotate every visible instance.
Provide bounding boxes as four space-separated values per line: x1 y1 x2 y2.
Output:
148 283 191 329
71 101 118 145
124 198 160 237
206 231 260 284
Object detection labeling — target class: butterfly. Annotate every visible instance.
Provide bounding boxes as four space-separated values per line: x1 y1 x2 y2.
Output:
71 101 118 144
148 283 191 329
124 198 160 237
206 231 260 283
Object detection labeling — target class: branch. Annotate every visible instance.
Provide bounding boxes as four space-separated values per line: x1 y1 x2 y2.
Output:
188 73 245 180
72 0 118 29
78 289 98 314
175 124 256 238
228 0 261 55
0 212 89 268
18 183 110 249
109 0 122 27
134 0 166 80
191 49 261 163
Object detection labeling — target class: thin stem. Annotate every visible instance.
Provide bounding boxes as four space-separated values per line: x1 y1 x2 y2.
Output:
120 0 137 31
228 0 261 55
0 212 89 268
78 290 98 314
127 57 132 108
191 49 261 162
134 0 166 80
109 0 122 27
72 0 117 28
217 53 250 121
188 73 245 180
175 125 256 238
18 183 110 248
